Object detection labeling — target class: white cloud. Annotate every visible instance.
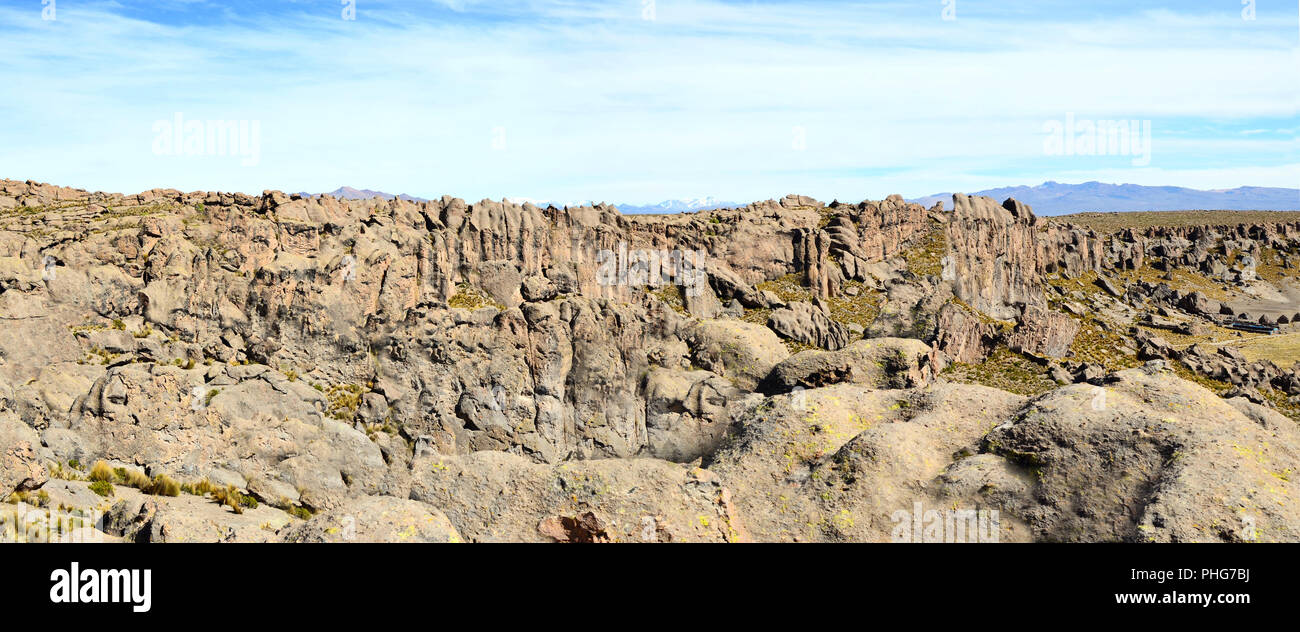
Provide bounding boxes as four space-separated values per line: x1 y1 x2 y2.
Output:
0 0 1294 202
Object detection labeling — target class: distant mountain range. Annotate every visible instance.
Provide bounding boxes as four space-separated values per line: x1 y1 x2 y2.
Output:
911 181 1300 215
614 197 738 214
507 196 737 214
304 188 736 214
299 186 429 203
304 182 1300 216
504 197 598 209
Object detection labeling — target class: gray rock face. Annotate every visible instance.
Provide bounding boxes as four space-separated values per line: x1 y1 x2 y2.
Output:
982 369 1300 542
1 417 47 494
280 496 461 543
103 490 289 543
685 320 789 391
945 194 1054 319
933 302 999 364
1006 306 1079 359
764 338 937 392
1179 291 1222 316
768 300 854 350
643 367 750 462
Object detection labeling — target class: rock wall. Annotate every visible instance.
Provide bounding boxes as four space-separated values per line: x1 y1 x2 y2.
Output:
5 179 1300 542
0 180 935 483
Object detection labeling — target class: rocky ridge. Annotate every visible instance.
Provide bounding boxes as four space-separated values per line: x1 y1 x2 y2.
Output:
1 178 1298 542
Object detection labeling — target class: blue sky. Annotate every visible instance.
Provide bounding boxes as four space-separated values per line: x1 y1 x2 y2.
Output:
0 0 1296 204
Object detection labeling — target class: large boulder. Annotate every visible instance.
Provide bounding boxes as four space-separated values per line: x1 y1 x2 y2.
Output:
767 300 854 350
707 382 1029 542
764 338 936 392
934 302 999 364
102 487 290 543
685 320 789 391
409 451 745 543
75 363 386 513
1179 291 1222 317
642 367 751 462
981 367 1300 542
0 413 46 495
1006 306 1079 359
476 260 523 308
280 496 461 543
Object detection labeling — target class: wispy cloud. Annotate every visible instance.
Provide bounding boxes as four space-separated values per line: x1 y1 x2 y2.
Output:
0 0 1295 202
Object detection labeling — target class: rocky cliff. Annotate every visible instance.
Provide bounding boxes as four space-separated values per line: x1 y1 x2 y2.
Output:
2 178 1298 543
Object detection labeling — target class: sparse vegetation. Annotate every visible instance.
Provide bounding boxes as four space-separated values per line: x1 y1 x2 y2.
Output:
212 485 257 514
181 478 217 496
942 347 1059 396
120 468 152 490
900 223 948 279
6 490 51 507
447 283 504 310
1051 210 1300 232
649 283 687 314
1229 332 1300 367
755 272 812 304
825 281 883 331
1113 266 1233 303
88 460 114 483
740 306 772 327
1069 318 1143 372
142 474 181 497
326 383 366 421
1255 246 1299 286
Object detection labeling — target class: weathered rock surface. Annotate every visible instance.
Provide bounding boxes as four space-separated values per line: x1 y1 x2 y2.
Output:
408 451 745 542
707 382 1033 542
0 414 46 494
764 338 937 392
933 302 1000 364
281 496 461 543
3 178 1299 542
982 367 1300 542
1006 306 1080 359
102 486 291 543
768 300 854 350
